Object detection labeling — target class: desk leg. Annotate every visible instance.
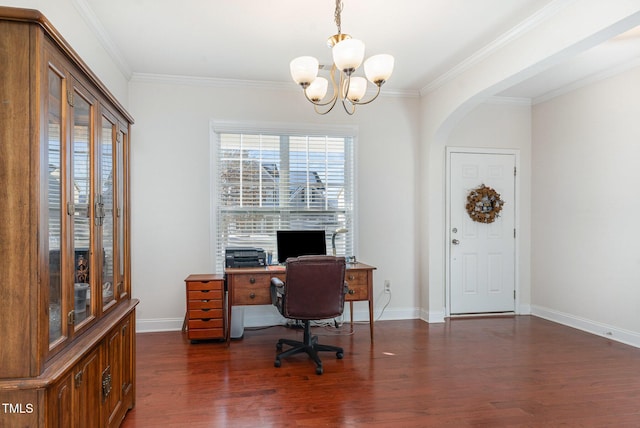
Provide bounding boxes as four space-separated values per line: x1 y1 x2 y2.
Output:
226 290 232 346
369 295 374 342
349 301 354 333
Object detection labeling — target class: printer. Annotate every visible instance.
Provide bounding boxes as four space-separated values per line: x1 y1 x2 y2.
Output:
225 247 267 268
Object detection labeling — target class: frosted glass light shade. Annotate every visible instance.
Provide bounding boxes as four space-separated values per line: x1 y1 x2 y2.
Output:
290 56 319 85
346 76 367 102
332 38 365 72
364 54 394 84
305 77 329 101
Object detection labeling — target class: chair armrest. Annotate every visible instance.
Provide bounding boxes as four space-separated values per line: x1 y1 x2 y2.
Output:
270 277 285 307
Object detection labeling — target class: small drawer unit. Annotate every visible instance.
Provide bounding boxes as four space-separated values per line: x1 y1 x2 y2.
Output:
345 269 370 301
184 274 226 342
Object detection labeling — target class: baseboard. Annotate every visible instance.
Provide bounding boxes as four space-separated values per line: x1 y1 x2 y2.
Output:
531 305 640 349
136 317 184 333
136 305 423 333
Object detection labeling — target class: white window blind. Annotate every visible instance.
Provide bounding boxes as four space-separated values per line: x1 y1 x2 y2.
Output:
213 125 355 272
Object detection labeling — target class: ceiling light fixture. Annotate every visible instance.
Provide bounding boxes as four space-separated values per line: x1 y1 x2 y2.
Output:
289 0 394 115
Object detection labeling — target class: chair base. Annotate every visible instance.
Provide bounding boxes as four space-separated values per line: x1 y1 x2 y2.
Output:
275 320 344 375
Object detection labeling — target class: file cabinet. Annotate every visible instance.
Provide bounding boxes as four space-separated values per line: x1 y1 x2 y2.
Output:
184 274 226 342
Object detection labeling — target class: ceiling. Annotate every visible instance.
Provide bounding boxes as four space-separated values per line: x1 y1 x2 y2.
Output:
81 0 640 101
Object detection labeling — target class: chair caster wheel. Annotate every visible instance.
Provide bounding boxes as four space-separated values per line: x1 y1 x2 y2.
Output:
274 359 281 368
316 366 323 375
336 352 343 359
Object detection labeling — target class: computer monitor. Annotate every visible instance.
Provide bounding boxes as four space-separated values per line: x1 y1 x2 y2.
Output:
276 230 327 263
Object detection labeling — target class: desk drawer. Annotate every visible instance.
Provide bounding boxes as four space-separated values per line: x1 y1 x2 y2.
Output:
189 308 224 319
345 270 369 301
233 286 271 305
232 273 275 288
231 273 284 305
187 289 223 300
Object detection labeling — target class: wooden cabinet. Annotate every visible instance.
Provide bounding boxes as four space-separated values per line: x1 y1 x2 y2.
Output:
0 6 136 427
185 275 226 342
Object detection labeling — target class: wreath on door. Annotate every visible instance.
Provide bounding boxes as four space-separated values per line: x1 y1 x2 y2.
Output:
465 184 504 224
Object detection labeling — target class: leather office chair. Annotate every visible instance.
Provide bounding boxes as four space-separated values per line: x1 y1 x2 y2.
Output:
270 255 347 375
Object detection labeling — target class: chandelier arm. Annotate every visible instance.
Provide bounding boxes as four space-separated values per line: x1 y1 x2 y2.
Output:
349 84 383 106
302 64 341 107
340 97 356 115
314 103 336 115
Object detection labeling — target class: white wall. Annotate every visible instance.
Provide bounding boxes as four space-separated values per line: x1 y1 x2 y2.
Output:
418 0 640 323
446 100 533 313
531 66 640 346
128 77 420 331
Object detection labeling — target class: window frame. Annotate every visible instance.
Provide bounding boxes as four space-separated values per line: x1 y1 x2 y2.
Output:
210 120 358 273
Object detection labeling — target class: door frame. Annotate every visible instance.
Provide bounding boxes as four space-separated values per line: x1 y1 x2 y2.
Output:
445 147 521 317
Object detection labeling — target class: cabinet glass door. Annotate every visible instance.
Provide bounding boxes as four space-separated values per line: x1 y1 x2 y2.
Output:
116 127 128 298
100 114 116 308
48 67 64 345
70 88 93 327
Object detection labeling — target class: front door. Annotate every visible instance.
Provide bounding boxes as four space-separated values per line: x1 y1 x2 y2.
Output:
448 150 516 314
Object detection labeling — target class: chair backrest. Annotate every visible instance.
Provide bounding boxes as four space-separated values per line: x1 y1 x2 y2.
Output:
282 255 346 320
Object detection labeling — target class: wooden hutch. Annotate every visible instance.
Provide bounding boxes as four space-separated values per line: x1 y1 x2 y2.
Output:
0 6 137 427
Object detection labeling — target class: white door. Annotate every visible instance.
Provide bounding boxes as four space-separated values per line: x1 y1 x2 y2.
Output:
448 151 516 314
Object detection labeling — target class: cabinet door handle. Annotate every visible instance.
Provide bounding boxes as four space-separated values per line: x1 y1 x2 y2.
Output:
74 371 83 387
348 289 355 295
348 275 355 281
249 277 256 284
249 292 256 299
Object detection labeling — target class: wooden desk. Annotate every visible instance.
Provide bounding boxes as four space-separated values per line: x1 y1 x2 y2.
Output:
224 262 376 343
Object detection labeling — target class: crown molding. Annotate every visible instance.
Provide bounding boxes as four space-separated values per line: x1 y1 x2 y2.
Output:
130 72 420 98
420 0 574 96
72 0 132 79
130 72 294 90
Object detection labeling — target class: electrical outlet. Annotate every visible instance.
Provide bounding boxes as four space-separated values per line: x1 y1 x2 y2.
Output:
384 280 391 293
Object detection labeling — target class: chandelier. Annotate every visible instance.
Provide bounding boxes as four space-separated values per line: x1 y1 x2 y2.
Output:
289 0 394 115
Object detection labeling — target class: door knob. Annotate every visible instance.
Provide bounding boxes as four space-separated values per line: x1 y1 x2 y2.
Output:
452 239 460 245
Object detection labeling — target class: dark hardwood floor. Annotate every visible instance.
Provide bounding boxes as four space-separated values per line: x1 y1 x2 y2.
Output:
121 317 640 427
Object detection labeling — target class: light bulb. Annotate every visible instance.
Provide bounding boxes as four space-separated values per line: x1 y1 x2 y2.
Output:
305 77 329 101
332 39 365 73
290 56 319 86
364 54 394 85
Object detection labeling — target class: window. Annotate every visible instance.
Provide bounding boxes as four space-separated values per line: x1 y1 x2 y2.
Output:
212 122 356 272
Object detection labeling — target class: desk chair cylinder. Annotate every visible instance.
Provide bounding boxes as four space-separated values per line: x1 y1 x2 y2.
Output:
270 255 347 375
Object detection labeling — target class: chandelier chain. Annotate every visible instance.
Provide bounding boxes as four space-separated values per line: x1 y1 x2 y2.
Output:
334 0 343 34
